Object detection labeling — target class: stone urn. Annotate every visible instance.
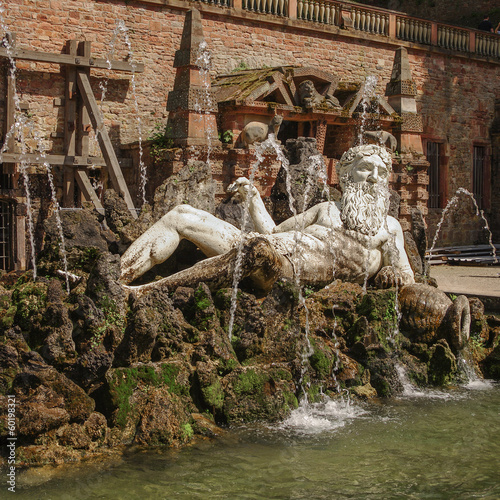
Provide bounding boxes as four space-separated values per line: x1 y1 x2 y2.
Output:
398 283 471 350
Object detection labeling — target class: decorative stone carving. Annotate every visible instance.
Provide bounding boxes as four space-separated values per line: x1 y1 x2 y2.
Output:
399 284 470 350
298 80 341 109
239 115 283 147
363 130 398 151
120 144 414 291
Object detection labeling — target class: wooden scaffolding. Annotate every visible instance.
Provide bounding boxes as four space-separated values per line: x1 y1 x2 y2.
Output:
0 35 143 270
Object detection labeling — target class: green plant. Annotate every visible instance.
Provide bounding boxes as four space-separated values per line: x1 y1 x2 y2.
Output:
148 123 174 158
219 130 234 144
232 60 250 72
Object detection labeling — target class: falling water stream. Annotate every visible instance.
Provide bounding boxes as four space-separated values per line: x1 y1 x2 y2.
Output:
0 22 38 278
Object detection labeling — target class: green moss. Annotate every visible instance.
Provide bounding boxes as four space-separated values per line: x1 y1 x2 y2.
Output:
0 305 16 331
180 422 194 442
283 391 299 411
201 380 225 410
234 369 268 395
109 363 188 428
310 348 333 379
12 282 48 332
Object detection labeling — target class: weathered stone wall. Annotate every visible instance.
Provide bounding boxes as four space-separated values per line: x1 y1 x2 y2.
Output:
3 0 500 246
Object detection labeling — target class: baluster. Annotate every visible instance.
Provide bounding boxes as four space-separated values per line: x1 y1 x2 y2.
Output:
319 2 325 24
261 0 267 13
360 11 365 31
255 0 261 12
425 23 431 44
380 15 386 35
408 20 414 41
314 1 319 22
355 9 360 30
324 3 330 24
298 0 304 19
396 17 401 38
303 0 309 20
445 27 451 49
374 13 380 34
366 12 372 32
437 27 443 46
402 19 409 40
279 0 285 16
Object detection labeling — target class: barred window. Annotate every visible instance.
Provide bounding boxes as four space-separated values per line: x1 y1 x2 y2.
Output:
426 142 440 209
473 146 486 210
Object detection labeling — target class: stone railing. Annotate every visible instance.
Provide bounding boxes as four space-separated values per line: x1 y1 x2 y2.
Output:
178 0 500 60
351 6 388 36
476 31 500 58
297 0 340 25
194 0 233 7
396 16 431 45
242 0 288 16
437 25 470 52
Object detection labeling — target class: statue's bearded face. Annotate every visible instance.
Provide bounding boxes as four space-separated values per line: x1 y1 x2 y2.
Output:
340 154 390 236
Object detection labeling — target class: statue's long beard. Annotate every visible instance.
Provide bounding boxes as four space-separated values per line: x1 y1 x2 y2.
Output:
340 182 389 236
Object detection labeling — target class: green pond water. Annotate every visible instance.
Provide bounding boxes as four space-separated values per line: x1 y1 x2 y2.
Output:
13 380 500 500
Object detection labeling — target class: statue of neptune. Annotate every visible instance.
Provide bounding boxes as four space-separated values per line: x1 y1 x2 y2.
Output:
120 144 415 295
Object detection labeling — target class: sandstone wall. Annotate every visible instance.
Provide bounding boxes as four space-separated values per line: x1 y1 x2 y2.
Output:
2 0 500 247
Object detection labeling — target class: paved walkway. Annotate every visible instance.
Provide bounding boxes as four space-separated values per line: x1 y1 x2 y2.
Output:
430 264 500 297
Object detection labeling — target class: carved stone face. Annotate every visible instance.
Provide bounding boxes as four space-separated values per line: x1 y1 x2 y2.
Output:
337 145 392 191
349 153 390 186
298 80 316 103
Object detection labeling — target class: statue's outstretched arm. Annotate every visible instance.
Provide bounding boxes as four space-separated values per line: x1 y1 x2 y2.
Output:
227 178 276 234
272 204 321 233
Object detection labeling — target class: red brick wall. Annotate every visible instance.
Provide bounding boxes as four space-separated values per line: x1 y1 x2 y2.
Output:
2 0 500 247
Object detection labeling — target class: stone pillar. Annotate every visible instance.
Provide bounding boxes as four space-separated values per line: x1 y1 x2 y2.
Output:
166 9 221 148
386 46 423 156
386 47 429 230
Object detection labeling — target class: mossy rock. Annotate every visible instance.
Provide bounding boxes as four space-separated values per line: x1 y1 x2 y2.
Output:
428 340 457 386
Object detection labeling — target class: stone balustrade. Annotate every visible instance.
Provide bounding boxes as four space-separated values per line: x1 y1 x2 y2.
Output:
242 0 288 16
297 0 340 25
351 6 388 36
190 0 500 61
397 16 431 45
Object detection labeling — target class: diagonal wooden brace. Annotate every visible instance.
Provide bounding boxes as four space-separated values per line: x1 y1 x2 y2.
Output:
76 70 137 218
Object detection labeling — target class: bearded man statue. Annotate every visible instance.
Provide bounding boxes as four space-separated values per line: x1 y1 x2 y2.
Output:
120 144 414 295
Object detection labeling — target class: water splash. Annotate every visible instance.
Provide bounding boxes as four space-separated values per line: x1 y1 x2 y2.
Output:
278 396 366 435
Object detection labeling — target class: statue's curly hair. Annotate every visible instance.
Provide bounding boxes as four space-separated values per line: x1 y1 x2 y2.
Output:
337 145 392 188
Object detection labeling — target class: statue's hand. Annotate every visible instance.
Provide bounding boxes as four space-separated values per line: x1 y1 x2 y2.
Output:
227 177 259 201
374 266 413 289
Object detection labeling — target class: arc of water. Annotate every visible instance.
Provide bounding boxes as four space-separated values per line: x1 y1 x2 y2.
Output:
428 187 498 264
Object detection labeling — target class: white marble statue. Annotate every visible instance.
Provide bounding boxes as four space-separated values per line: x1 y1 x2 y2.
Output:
120 144 415 294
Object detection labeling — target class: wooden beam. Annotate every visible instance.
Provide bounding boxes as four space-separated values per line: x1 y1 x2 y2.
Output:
0 153 132 167
76 70 137 218
74 169 105 215
0 46 144 73
64 40 77 207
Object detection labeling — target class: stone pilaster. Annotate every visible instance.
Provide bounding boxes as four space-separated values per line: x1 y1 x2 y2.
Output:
166 9 221 147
